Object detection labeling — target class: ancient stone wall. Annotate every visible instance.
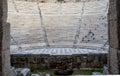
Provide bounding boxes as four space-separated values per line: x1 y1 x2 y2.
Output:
11 54 107 69
8 0 109 50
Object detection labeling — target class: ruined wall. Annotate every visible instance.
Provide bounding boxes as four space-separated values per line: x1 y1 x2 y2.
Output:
11 54 107 69
8 0 109 50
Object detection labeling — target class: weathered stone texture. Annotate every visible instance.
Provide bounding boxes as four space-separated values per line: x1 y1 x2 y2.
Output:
2 24 11 76
109 0 120 74
0 0 11 76
11 54 107 69
8 0 109 50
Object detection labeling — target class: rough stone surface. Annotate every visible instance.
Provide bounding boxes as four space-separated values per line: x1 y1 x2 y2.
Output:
15 68 30 76
8 0 109 50
11 54 107 69
2 24 11 76
0 0 11 76
108 0 120 74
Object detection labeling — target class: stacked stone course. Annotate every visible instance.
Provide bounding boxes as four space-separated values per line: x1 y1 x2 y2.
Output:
11 54 107 69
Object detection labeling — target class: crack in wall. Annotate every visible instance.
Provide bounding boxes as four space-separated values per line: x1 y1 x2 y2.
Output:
73 1 85 48
37 1 50 47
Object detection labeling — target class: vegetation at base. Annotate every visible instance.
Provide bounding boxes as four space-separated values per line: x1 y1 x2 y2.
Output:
31 67 56 76
31 67 103 75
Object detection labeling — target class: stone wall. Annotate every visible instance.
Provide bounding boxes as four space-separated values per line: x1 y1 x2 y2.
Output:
11 54 107 69
8 0 109 50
